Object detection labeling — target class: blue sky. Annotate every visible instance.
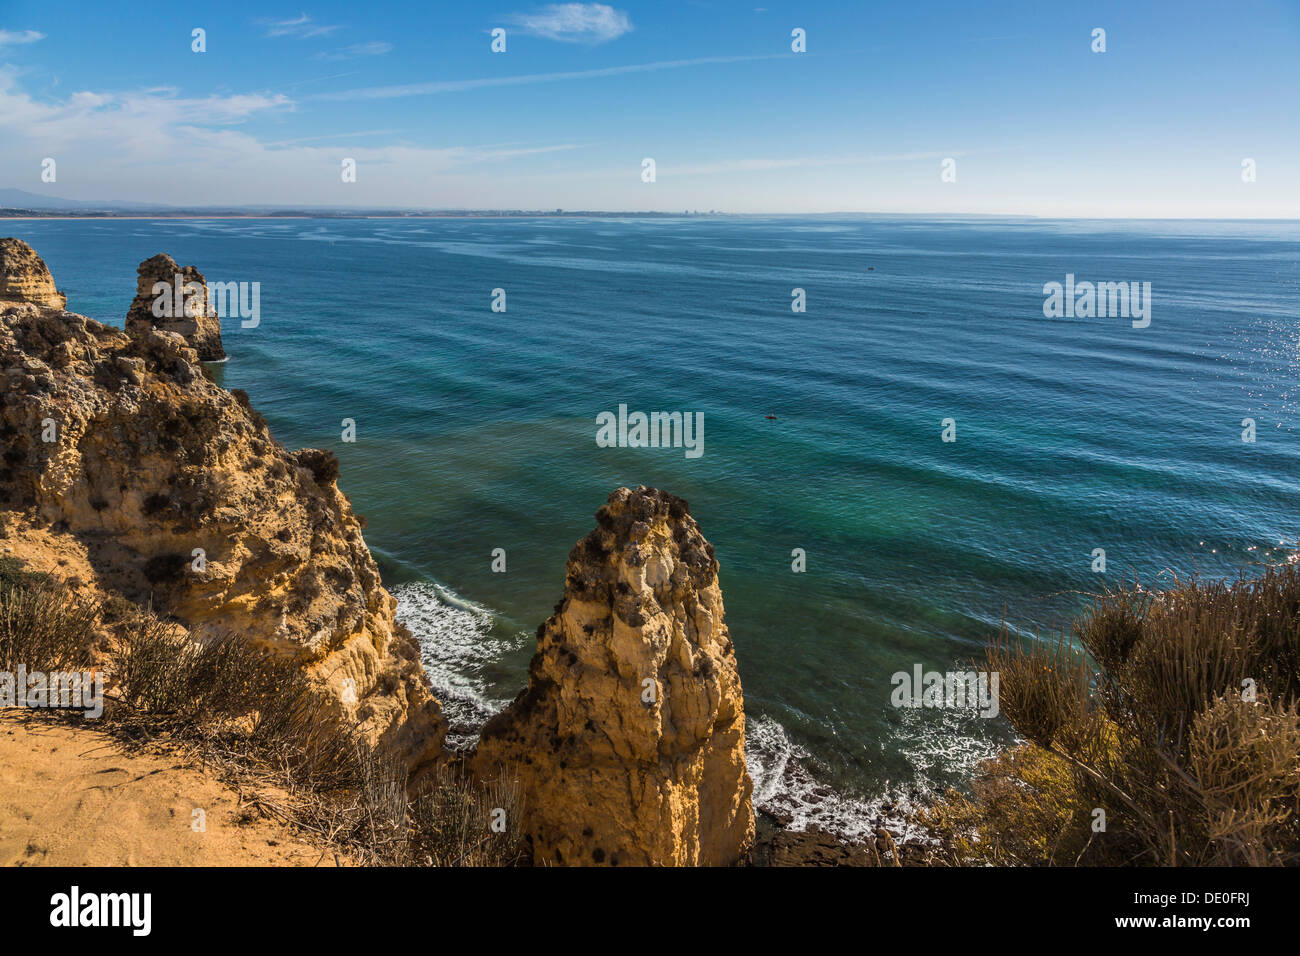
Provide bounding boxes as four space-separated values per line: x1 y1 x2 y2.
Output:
1 0 1297 215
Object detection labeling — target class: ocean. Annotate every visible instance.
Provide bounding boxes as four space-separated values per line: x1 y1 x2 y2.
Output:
12 214 1300 838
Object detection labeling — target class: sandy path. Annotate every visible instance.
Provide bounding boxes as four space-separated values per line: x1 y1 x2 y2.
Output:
0 712 342 866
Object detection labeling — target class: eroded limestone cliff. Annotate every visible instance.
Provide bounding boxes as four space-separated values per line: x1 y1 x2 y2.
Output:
1 241 758 864
125 253 226 362
0 245 442 773
474 486 755 866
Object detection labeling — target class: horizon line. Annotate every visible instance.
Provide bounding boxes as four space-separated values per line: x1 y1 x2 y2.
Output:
3 209 1300 223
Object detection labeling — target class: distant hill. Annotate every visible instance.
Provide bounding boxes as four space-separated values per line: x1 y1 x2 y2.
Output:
0 188 172 211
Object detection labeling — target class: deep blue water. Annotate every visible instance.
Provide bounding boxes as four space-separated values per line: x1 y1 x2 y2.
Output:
12 215 1300 836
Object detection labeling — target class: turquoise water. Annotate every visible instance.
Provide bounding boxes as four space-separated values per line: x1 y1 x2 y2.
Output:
13 215 1300 836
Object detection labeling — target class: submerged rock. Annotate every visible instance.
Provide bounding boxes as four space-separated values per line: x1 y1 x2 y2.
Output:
474 486 755 866
125 253 226 362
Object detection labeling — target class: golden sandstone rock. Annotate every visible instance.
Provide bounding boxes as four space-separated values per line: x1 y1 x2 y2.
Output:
125 253 226 362
474 486 755 866
0 248 443 775
0 238 67 310
1 243 757 862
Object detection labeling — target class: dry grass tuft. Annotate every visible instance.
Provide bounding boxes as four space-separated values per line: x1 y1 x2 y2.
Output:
105 609 524 866
923 566 1300 866
0 556 98 673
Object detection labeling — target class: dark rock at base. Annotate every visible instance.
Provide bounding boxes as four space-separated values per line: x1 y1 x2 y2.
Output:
751 825 880 867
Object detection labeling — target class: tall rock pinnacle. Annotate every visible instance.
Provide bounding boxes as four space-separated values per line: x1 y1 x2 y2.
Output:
474 486 755 866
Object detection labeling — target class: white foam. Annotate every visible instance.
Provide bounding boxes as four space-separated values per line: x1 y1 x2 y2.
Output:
391 580 528 750
891 705 1004 784
746 710 1002 846
746 715 905 843
394 579 1002 846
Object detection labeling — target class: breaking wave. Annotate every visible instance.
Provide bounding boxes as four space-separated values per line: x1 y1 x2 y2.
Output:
395 579 1004 843
391 580 529 750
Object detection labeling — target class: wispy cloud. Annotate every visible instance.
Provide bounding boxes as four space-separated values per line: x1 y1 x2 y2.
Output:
264 128 405 146
668 151 969 177
317 54 786 101
0 29 45 48
0 72 293 144
260 14 341 39
0 70 596 206
504 3 632 44
285 71 363 90
315 41 393 60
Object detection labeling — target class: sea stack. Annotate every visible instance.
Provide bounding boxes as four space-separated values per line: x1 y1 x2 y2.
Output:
126 253 226 362
0 237 67 310
473 486 755 866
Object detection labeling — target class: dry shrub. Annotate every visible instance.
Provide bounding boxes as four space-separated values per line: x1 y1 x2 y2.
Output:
115 617 294 719
115 616 203 713
0 557 98 673
920 746 1098 866
408 764 526 867
924 566 1300 866
216 732 525 867
107 609 524 866
1185 694 1300 866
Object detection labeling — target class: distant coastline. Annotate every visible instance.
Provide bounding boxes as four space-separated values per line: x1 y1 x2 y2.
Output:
0 205 732 221
2 214 315 220
5 208 1298 222
0 212 734 221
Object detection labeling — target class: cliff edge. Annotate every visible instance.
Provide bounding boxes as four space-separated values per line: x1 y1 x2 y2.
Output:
0 243 443 774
